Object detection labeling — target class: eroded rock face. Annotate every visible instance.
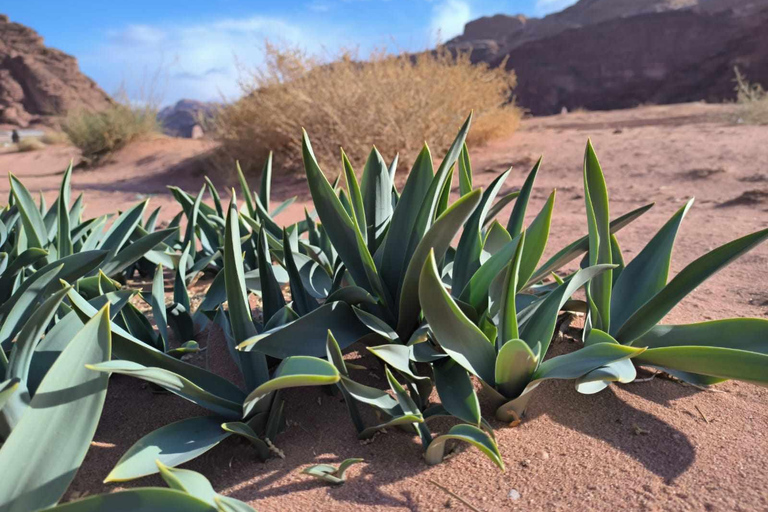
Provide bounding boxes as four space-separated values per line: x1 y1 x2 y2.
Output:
0 14 112 126
447 0 768 114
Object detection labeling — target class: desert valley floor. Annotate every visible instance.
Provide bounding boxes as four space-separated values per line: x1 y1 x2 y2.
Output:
1 102 767 512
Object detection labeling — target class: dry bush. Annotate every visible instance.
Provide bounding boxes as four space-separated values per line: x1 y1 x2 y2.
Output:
16 138 46 152
733 67 768 125
40 131 70 145
62 91 160 163
210 43 522 174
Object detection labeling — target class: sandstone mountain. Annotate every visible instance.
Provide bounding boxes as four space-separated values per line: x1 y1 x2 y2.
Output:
447 0 768 114
0 14 111 127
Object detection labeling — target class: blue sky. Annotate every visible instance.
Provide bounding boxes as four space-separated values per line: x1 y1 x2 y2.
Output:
4 0 576 105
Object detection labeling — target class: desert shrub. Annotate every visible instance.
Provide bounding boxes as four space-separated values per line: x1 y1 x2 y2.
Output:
210 43 522 174
733 67 768 125
62 97 160 162
40 131 70 145
15 137 46 152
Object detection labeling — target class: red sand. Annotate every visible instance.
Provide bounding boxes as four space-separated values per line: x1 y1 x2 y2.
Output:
2 103 767 511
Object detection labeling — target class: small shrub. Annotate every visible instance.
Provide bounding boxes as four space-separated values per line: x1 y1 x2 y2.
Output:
733 67 768 125
40 131 70 145
16 138 46 152
62 97 160 163
210 43 522 174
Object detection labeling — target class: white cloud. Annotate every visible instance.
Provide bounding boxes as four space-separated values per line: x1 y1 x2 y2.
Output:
80 16 344 105
535 0 579 16
429 0 472 43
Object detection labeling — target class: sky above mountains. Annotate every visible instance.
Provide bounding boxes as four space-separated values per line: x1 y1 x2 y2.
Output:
5 0 577 105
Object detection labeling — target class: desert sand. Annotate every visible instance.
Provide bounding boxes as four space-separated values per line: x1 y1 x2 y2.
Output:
1 102 766 512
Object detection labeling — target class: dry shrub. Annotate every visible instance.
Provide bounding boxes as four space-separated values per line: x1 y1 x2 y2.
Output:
16 138 46 152
733 67 768 125
40 131 70 145
211 43 522 174
62 91 160 163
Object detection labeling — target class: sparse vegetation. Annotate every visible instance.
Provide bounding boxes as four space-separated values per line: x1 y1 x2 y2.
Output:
40 131 70 145
1 118 767 510
15 137 46 152
734 67 768 125
62 95 160 163
210 43 521 174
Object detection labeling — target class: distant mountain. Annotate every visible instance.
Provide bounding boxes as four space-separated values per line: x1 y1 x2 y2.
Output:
447 0 768 114
0 14 112 127
157 99 217 138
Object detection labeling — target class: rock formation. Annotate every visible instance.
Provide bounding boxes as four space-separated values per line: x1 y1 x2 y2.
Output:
447 0 768 114
0 14 112 126
157 99 217 138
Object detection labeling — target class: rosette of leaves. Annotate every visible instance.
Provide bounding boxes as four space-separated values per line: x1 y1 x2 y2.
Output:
576 141 768 392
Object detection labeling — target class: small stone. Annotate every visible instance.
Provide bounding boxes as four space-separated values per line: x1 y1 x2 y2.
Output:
520 459 531 467
540 451 550 460
508 489 521 501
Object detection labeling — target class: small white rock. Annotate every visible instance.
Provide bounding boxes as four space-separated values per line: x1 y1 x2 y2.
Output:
508 489 521 501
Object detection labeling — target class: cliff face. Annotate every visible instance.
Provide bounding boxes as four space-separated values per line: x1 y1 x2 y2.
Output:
157 99 217 138
0 14 112 126
447 0 768 114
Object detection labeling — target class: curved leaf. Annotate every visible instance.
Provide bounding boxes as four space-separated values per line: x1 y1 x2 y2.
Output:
419 250 496 384
424 424 504 470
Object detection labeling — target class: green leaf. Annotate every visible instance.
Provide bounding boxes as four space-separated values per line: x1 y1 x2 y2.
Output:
57 164 73 258
259 152 273 209
516 190 555 290
281 230 318 316
236 161 256 217
66 287 246 405
106 416 230 482
615 227 768 343
302 458 364 485
634 346 768 385
88 361 242 418
583 140 613 333
520 264 615 357
396 189 482 338
419 250 496 384
0 306 111 512
219 423 270 460
379 145 434 299
239 302 370 358
9 172 49 250
631 319 768 353
150 264 169 351
357 413 424 440
458 143 473 196
302 130 373 291
495 339 538 399
452 168 511 295
0 264 64 350
257 227 286 322
526 202 653 288
6 285 72 385
533 340 644 381
459 233 523 314
424 424 504 470
156 461 218 505
101 228 176 277
243 356 339 416
360 146 392 251
42 489 218 511
433 358 481 426
341 149 367 241
497 233 526 347
224 196 268 385
610 199 693 333
506 156 542 237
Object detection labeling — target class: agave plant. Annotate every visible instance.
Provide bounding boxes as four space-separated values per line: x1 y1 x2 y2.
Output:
80 193 345 482
576 141 768 391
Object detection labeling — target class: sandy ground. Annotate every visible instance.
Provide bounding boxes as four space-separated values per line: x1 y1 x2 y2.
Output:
2 102 767 511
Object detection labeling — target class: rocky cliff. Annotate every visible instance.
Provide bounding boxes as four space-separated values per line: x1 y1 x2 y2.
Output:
157 99 217 138
0 14 112 126
447 0 768 114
